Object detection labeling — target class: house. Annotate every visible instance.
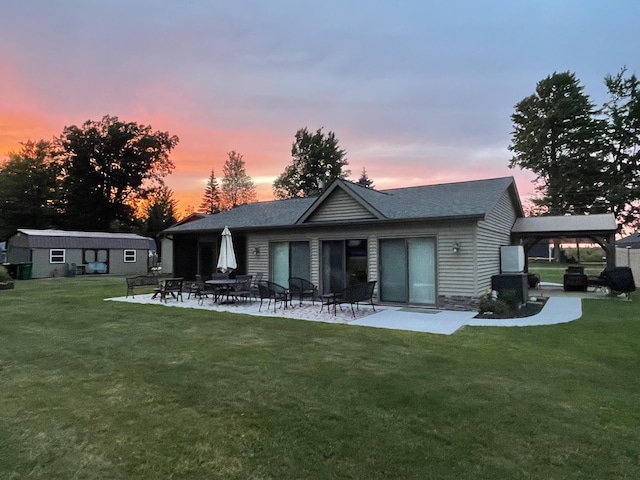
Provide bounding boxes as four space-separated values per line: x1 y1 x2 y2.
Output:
6 229 156 278
162 177 525 310
616 232 640 249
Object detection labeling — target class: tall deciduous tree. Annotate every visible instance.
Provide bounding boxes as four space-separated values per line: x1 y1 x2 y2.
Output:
273 127 349 199
56 115 179 231
602 67 640 230
508 72 605 216
219 151 256 210
0 140 62 239
200 169 221 214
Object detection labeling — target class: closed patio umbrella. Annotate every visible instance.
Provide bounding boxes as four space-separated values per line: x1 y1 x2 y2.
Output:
217 226 237 273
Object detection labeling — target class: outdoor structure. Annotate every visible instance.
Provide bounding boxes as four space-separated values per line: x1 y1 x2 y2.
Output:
162 177 526 310
511 214 618 271
6 229 156 279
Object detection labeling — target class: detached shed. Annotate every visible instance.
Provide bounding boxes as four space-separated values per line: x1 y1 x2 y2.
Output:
6 229 156 278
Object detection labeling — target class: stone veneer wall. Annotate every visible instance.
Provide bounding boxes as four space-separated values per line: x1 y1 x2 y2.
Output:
437 295 480 311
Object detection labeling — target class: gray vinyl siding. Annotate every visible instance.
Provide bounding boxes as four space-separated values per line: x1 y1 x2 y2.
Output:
475 190 519 294
21 247 149 278
247 237 269 278
306 189 377 222
245 220 481 301
435 226 478 298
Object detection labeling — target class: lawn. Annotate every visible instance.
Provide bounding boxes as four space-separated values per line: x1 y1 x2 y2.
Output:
1 277 639 479
529 263 604 285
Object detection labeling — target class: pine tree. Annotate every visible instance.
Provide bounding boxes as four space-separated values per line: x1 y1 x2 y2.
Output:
200 169 221 214
508 71 605 216
356 167 374 188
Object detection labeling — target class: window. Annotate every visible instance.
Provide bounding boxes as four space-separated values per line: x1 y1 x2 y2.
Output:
50 249 66 263
124 250 136 263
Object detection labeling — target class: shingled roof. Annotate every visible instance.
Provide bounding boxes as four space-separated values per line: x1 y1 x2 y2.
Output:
164 176 522 234
10 229 156 250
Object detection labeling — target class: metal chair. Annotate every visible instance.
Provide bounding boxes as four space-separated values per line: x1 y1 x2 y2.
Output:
288 277 318 305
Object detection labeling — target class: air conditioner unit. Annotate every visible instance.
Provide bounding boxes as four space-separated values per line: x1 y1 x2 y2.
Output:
500 246 525 273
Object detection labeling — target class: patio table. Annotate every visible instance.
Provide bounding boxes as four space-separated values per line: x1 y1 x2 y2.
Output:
205 278 237 304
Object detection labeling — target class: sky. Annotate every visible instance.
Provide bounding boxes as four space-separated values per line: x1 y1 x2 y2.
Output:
1 1 638 215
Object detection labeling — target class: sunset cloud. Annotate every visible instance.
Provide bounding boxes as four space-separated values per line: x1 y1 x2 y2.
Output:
1 1 637 216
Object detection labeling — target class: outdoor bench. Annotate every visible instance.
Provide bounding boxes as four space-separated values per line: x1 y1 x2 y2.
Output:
322 281 377 317
126 275 160 297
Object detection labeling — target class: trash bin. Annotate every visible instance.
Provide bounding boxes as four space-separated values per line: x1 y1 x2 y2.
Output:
18 262 33 280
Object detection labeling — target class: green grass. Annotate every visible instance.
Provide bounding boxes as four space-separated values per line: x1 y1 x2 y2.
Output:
529 263 604 284
1 277 639 479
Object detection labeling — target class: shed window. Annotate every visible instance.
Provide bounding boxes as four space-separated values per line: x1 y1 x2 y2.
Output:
50 249 66 263
124 250 136 263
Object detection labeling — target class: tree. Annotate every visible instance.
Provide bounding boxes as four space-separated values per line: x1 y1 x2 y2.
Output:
273 127 349 199
508 72 606 216
219 151 257 210
56 115 179 231
601 67 640 231
0 140 62 239
200 169 221 214
356 167 374 188
144 184 178 239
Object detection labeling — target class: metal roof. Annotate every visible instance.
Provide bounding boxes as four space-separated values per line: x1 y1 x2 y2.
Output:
165 176 522 234
511 214 617 235
10 229 156 250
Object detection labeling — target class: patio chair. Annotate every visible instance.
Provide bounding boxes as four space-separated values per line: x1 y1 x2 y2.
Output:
257 280 291 312
323 281 376 317
210 272 230 302
154 278 184 303
288 277 318 305
187 274 203 300
187 274 216 304
250 272 265 300
232 275 253 303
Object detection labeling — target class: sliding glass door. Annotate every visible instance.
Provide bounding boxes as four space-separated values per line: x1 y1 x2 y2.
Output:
270 241 310 287
379 237 436 304
321 239 367 294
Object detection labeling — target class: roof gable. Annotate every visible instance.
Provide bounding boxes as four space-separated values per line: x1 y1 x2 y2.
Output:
297 180 385 224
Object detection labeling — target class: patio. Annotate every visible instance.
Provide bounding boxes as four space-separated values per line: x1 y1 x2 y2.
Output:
107 285 587 335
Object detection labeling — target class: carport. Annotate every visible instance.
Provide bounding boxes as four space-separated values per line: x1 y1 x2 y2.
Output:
511 213 618 271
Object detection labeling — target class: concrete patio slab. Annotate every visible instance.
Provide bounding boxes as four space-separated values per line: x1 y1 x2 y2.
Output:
107 290 585 336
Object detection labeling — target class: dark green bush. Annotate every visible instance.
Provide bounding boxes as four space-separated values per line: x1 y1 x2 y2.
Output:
498 289 519 311
478 296 512 316
0 266 11 282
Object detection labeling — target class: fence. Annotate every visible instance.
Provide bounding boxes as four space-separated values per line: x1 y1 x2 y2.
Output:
616 247 640 285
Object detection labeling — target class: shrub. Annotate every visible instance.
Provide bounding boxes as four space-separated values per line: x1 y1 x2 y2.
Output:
478 296 512 316
0 266 11 283
498 289 519 311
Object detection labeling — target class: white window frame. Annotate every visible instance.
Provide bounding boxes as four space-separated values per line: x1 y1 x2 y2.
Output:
50 249 66 263
124 250 137 263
